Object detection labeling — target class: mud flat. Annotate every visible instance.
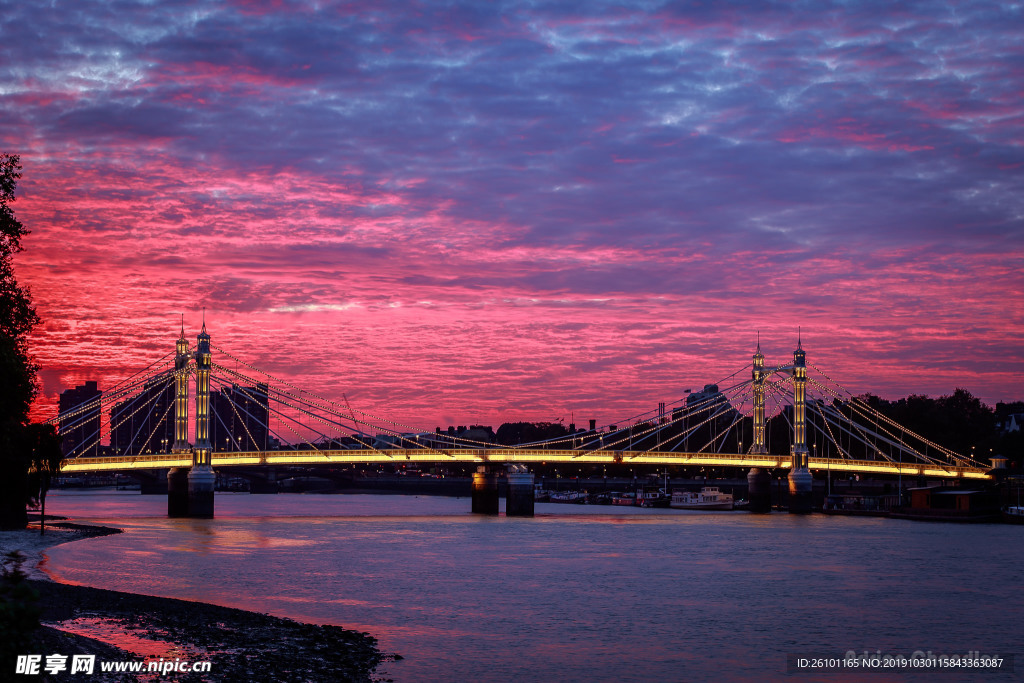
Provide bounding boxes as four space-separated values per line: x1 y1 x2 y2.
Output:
2 523 392 682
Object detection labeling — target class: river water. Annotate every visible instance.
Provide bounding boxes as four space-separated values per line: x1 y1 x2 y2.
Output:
42 490 1020 682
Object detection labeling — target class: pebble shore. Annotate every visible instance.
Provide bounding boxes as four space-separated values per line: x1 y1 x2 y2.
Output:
2 522 391 682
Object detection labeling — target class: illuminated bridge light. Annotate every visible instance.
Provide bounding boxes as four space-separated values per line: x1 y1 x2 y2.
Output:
57 450 992 479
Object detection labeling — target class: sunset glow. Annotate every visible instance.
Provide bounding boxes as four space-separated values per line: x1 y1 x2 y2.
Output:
3 0 1022 429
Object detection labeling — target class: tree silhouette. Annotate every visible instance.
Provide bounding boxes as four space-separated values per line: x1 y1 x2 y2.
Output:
0 154 42 529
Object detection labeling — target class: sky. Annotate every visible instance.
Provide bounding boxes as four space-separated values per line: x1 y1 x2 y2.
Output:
2 0 1022 430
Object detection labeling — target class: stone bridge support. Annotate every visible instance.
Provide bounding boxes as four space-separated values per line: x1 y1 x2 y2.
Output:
471 465 499 514
505 465 535 517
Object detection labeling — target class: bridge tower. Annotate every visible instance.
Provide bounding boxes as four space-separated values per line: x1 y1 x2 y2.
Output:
787 333 813 513
187 320 216 517
172 321 190 452
167 321 192 517
746 339 772 513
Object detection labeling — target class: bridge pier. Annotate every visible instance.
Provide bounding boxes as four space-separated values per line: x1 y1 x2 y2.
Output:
471 466 500 514
505 466 535 517
167 467 190 517
746 468 772 513
187 465 216 518
787 468 813 514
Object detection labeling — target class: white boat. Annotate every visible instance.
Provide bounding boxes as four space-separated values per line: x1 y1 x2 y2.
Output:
637 488 670 508
1003 506 1024 524
670 486 734 511
549 491 588 504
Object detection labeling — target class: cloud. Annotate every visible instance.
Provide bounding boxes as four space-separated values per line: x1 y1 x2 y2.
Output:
2 0 1021 426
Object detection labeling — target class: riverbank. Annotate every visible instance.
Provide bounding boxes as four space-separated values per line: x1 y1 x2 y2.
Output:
1 522 391 682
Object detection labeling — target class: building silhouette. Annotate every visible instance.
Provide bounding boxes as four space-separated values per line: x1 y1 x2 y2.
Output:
110 377 175 455
58 381 102 457
210 383 269 452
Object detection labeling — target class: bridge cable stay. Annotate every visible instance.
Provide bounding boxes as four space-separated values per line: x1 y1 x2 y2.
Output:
571 389 721 452
210 363 449 457
667 384 754 452
813 395 951 469
206 379 319 457
805 399 890 462
210 344 480 450
645 378 755 453
209 367 413 457
49 350 176 425
648 388 746 453
222 338 760 454
127 376 178 456
604 377 754 456
645 379 755 454
803 386 906 463
807 362 982 467
602 362 757 451
805 386 900 463
221 388 265 453
208 371 388 457
207 373 332 456
208 392 253 454
710 384 756 454
209 346 477 452
804 373 973 469
49 360 176 430
62 368 181 458
789 368 901 464
117 368 187 457
519 368 755 451
804 400 851 460
785 366 976 472
215 341 756 455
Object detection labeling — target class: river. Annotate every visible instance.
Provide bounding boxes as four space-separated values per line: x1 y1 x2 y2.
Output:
41 490 1021 682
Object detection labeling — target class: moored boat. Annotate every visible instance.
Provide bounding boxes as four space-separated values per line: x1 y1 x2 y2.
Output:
670 486 734 511
637 488 670 508
1002 506 1024 524
611 492 636 506
549 491 588 504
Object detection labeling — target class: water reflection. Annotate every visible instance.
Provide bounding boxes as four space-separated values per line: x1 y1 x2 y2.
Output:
43 491 1023 682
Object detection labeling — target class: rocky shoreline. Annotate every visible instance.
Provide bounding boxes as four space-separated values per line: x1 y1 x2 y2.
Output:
2 523 392 682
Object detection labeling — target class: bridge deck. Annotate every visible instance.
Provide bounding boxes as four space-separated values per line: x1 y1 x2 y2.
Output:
60 449 991 479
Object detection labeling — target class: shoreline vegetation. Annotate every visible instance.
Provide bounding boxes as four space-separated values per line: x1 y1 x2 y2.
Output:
1 520 392 682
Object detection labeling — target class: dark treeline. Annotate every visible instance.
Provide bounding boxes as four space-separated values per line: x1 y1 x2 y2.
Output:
0 154 62 530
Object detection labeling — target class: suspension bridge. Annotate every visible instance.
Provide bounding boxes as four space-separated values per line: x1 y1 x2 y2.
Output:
52 324 993 517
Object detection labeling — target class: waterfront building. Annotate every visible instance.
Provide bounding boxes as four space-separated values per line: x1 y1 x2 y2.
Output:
209 383 270 452
58 381 102 457
110 377 175 455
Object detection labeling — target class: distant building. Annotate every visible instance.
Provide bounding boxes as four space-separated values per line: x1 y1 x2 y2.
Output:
210 383 269 452
1000 414 1022 434
686 383 723 408
110 377 175 455
58 381 102 457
